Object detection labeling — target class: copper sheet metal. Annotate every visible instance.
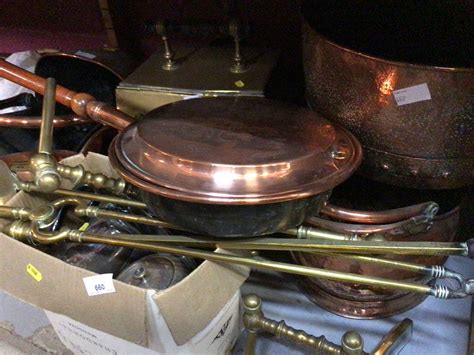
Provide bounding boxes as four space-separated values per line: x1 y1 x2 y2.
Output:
302 1 474 189
112 97 362 204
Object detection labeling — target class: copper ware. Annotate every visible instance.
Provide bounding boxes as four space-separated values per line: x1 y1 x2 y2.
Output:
0 60 363 236
302 0 474 189
108 97 361 236
293 176 462 318
0 50 135 129
243 294 413 355
4 80 474 303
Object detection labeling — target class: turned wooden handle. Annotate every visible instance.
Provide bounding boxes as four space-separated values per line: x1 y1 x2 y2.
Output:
0 59 133 131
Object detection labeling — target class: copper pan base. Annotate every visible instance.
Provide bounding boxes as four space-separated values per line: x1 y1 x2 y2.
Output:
296 276 430 319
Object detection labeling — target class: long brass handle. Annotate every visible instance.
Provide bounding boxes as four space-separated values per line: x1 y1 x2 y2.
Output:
38 78 56 154
0 59 133 130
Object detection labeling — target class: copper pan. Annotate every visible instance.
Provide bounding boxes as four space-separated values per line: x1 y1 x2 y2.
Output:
293 175 463 318
0 49 136 129
302 0 474 189
0 59 362 237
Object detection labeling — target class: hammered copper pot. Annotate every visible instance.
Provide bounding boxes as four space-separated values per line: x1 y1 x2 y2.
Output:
293 176 462 318
302 0 474 189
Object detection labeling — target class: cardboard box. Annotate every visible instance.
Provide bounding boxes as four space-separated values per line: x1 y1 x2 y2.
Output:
0 153 249 354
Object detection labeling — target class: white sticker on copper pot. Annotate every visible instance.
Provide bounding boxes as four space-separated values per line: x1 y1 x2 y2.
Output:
393 83 431 106
82 273 115 296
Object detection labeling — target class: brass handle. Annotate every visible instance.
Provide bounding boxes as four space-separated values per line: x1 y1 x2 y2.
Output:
0 59 133 130
38 78 56 154
321 202 439 224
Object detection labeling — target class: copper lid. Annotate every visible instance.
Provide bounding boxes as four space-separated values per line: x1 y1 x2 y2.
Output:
112 97 362 204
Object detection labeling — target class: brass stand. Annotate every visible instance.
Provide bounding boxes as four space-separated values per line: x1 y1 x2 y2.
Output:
242 294 413 354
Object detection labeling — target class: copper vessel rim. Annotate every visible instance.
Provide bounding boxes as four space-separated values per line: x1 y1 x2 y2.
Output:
109 129 363 204
303 18 474 73
37 51 126 80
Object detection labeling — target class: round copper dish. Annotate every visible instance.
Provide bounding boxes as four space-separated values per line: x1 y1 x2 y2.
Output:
111 97 362 204
108 97 362 236
293 175 462 318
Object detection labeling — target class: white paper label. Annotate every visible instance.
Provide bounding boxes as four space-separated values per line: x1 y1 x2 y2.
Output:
45 310 156 355
393 83 431 106
82 274 115 296
75 50 97 59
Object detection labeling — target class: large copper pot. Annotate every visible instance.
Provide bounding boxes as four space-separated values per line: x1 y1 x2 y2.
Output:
293 176 462 318
302 0 474 189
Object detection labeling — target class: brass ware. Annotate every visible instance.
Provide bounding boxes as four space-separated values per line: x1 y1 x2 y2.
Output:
115 44 278 117
51 189 144 209
229 19 249 74
1 194 472 299
38 78 56 154
154 22 181 71
0 151 75 182
302 1 474 189
242 294 413 354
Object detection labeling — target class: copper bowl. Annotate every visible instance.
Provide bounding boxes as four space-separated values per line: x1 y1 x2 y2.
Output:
302 0 474 189
293 176 462 318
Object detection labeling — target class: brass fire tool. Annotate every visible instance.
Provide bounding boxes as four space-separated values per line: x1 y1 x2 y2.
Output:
242 294 413 355
3 76 474 301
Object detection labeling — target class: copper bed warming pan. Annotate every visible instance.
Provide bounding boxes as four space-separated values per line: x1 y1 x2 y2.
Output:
0 59 362 236
302 0 474 189
0 50 135 153
294 175 463 318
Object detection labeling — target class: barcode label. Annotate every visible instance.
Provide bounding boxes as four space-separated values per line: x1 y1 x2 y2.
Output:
393 83 431 106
